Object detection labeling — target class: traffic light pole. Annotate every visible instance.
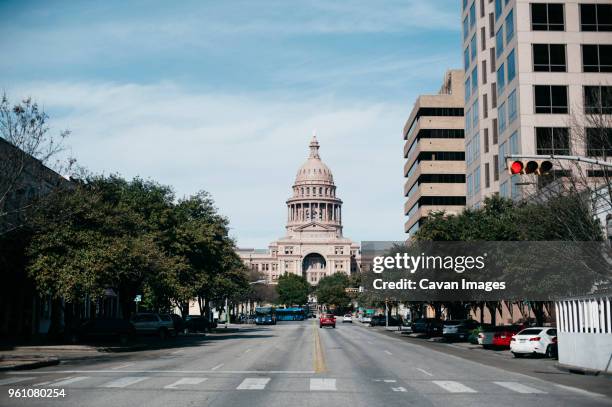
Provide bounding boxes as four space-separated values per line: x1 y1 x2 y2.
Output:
507 154 612 169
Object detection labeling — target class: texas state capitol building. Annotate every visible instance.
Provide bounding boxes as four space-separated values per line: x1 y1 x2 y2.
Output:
238 136 360 285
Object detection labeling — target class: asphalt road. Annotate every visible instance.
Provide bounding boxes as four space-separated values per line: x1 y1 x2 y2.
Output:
0 321 610 407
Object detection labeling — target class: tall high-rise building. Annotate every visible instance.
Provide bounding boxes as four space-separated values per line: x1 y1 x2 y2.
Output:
462 0 612 207
403 70 466 237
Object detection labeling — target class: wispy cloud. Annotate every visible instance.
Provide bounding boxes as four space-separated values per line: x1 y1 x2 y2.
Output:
8 81 409 247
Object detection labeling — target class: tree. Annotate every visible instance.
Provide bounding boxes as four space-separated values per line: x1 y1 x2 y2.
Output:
276 274 309 306
316 273 350 309
0 94 75 235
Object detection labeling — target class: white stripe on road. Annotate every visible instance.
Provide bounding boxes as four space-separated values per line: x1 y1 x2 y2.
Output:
101 376 148 388
383 350 392 355
494 381 545 394
392 386 407 392
310 378 337 391
0 377 34 386
416 368 433 377
211 364 224 371
164 377 207 389
111 363 134 370
237 378 270 390
433 380 477 393
51 376 90 386
8 369 315 374
244 348 252 353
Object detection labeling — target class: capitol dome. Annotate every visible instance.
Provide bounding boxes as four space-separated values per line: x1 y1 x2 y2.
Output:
295 136 334 185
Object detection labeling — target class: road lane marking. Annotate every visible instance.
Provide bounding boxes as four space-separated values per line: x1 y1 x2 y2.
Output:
555 384 606 398
164 377 207 389
8 369 315 374
51 376 90 386
237 378 270 390
433 380 477 393
416 368 433 377
244 348 251 353
0 377 34 386
211 364 224 371
111 363 134 370
33 381 53 387
310 378 336 391
171 350 184 355
383 350 392 355
101 376 148 388
494 381 545 394
313 322 327 373
392 387 407 392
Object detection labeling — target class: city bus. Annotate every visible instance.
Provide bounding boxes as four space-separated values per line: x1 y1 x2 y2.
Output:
276 307 307 321
254 307 277 325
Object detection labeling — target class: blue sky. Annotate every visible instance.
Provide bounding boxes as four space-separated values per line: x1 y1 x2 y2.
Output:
0 0 462 248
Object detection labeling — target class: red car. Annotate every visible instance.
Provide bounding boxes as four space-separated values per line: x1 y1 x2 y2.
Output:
491 325 524 348
319 314 336 328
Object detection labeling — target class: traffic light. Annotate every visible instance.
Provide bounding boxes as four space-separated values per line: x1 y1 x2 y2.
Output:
508 160 553 175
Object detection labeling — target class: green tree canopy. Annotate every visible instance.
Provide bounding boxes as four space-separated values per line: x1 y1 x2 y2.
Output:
276 274 309 306
316 273 350 308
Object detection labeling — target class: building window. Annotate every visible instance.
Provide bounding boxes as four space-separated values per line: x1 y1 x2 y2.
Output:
508 90 517 122
472 66 478 93
498 102 507 134
284 246 294 255
474 166 481 193
582 44 612 72
335 246 344 255
464 47 470 71
492 118 499 144
473 99 479 127
511 175 520 199
466 140 473 165
500 180 509 198
580 4 612 32
473 132 480 161
483 93 489 119
467 174 473 197
466 106 472 133
463 16 470 40
489 12 495 37
485 162 490 188
496 27 504 58
471 35 477 61
491 82 497 108
482 60 487 84
533 44 566 72
586 128 612 157
465 78 471 102
585 86 612 114
490 47 496 72
499 141 507 175
495 0 503 21
470 2 477 28
484 127 490 153
531 3 565 31
505 9 514 42
509 131 519 155
507 49 516 83
480 27 486 51
534 85 568 114
493 155 500 181
536 127 570 155
497 63 505 95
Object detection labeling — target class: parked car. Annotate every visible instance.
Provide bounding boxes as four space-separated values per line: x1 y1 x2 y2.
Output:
361 315 372 323
342 314 353 323
411 318 443 336
183 315 216 333
442 320 480 341
478 325 523 348
170 314 184 332
131 313 175 339
370 315 402 327
73 318 135 344
510 327 557 358
319 314 336 328
491 325 524 348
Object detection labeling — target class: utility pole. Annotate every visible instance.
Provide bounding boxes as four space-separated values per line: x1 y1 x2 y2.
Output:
385 299 389 329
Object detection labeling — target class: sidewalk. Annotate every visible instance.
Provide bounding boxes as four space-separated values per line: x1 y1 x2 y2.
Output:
0 345 98 371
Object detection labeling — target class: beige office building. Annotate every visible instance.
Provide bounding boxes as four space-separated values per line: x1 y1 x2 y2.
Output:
462 0 612 207
238 137 360 285
403 70 467 237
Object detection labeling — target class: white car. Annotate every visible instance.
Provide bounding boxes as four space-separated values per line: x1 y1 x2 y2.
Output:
510 327 557 358
342 314 353 323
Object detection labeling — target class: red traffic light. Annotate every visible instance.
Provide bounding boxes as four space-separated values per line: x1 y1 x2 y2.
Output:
510 161 523 174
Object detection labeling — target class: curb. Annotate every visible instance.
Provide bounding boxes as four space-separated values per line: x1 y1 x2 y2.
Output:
555 363 611 377
0 358 60 371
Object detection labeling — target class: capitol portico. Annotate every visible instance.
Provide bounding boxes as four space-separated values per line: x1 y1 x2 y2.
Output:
238 136 360 285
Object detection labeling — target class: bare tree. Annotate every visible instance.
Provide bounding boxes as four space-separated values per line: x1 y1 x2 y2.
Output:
0 94 75 235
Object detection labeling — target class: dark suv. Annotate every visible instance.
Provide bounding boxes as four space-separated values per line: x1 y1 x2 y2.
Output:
411 318 443 336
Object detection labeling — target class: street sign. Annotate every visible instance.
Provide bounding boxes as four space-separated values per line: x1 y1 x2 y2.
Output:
134 295 142 302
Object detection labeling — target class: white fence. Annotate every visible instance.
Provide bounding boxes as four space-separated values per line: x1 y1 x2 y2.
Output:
555 296 612 372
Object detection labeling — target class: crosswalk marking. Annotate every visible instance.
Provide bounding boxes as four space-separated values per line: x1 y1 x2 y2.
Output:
310 378 336 391
164 377 207 389
101 376 148 388
51 376 90 387
237 378 270 390
432 380 477 393
0 377 34 386
494 381 545 394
